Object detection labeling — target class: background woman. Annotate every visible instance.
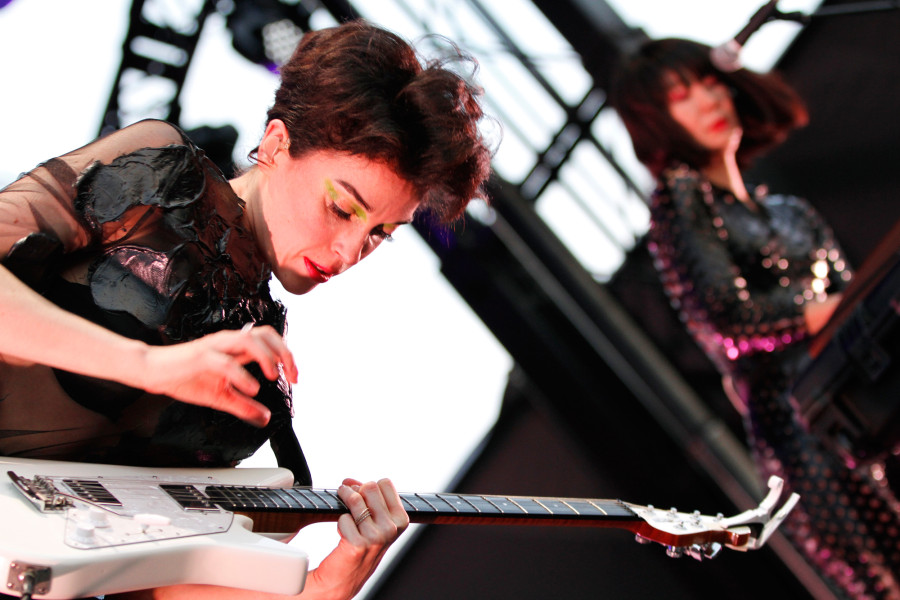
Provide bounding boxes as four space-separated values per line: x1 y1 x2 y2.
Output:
0 20 492 600
612 38 900 599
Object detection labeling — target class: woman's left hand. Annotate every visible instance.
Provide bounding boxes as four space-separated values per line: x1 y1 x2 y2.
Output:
301 478 410 599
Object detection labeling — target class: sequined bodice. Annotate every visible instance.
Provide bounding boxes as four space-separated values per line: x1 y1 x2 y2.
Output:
647 163 851 378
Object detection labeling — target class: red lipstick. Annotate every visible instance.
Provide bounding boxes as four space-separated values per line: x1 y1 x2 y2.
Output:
304 257 333 283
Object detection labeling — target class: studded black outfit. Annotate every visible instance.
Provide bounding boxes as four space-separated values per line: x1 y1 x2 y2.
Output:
647 164 900 599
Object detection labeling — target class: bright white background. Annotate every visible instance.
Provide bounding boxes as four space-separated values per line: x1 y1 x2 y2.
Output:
0 0 819 595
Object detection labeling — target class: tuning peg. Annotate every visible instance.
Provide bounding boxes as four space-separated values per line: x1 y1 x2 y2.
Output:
685 543 722 561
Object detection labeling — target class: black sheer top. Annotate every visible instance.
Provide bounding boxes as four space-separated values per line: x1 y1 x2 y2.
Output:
0 120 309 483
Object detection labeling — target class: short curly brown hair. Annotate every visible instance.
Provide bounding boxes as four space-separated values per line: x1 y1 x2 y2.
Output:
611 38 808 177
261 20 493 224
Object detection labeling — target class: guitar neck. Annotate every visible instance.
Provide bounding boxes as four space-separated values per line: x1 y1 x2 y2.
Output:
199 485 640 533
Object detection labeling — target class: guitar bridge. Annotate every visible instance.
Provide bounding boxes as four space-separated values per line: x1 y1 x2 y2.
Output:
7 471 71 513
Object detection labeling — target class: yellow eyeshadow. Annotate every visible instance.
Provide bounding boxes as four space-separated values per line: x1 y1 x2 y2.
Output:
325 178 368 223
324 178 339 201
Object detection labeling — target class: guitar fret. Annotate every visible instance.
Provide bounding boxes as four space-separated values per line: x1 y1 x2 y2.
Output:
458 495 481 512
304 489 334 510
320 490 345 511
484 496 526 514
534 498 577 516
466 495 502 514
585 500 610 516
437 494 479 513
417 493 455 513
230 487 262 509
511 497 552 515
251 488 278 508
246 488 268 509
282 488 316 509
415 493 438 511
399 494 435 513
266 488 293 509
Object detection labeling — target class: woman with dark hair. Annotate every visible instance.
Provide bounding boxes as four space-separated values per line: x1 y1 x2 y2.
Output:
612 38 900 599
0 20 492 600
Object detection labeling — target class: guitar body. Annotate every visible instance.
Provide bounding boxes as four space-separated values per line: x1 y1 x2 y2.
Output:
0 457 307 599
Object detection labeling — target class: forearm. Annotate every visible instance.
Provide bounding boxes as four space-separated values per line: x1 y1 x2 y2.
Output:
122 573 365 600
0 263 148 386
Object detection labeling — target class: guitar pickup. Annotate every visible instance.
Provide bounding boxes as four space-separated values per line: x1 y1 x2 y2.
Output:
160 484 220 512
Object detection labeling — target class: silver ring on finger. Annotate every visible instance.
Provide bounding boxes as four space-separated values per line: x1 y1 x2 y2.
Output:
354 508 373 526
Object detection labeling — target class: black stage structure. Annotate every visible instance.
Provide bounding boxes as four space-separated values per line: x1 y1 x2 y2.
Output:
99 1 900 598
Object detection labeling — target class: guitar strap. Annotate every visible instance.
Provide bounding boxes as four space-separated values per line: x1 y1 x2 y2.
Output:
270 424 313 486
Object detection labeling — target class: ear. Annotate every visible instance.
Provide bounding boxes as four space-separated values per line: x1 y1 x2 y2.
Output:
258 119 290 167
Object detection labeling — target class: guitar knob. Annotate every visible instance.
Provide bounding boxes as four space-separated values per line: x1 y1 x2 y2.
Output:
666 546 684 558
88 507 110 527
634 534 652 545
74 523 96 544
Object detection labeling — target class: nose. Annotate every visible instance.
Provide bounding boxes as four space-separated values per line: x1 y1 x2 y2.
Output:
331 228 370 269
693 82 721 109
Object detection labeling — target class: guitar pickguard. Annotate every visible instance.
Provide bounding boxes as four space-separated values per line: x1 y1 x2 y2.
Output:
9 471 234 550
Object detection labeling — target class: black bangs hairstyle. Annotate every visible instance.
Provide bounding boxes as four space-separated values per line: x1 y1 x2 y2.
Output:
610 38 808 177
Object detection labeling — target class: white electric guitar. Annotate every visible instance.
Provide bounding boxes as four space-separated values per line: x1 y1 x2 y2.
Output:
0 456 798 599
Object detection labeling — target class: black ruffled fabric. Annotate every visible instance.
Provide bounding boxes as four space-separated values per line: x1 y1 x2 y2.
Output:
2 136 307 481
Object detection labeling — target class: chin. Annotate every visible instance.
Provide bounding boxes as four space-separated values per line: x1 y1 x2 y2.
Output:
287 281 318 295
276 272 319 295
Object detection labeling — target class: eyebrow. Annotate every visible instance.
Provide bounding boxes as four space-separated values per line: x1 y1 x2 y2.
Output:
335 179 371 211
335 178 413 225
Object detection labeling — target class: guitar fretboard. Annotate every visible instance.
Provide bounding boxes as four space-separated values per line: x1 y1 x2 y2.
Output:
197 485 637 526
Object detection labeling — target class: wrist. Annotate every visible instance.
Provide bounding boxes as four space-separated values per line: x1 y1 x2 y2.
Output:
113 338 153 390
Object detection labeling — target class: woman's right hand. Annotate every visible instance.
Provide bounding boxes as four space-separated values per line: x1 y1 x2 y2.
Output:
137 325 298 427
1 263 297 427
804 292 843 336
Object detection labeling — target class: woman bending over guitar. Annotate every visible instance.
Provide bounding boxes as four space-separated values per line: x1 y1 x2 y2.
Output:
0 20 492 600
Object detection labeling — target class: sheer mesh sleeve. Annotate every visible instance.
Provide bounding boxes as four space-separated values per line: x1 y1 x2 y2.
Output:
0 119 189 259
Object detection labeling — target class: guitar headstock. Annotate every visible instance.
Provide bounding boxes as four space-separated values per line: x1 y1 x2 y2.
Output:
623 476 799 561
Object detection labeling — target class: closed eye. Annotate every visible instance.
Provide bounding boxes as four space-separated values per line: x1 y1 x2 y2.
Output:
329 202 352 220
